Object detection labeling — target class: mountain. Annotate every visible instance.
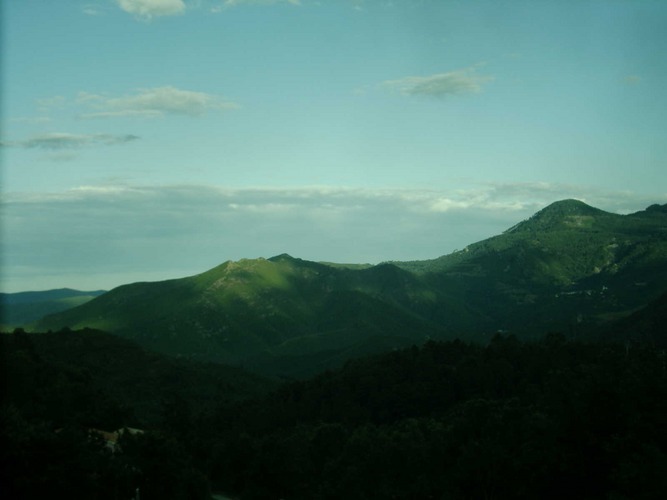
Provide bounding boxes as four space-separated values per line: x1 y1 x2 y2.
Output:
1 288 106 328
34 255 460 377
392 199 667 336
395 199 664 281
34 200 667 376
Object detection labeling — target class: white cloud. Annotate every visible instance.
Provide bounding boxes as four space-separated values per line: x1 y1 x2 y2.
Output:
4 133 140 150
116 0 186 18
383 66 493 98
82 3 108 16
78 86 238 118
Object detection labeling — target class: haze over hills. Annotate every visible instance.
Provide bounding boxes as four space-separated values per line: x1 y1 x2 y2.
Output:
0 288 106 328
34 200 667 377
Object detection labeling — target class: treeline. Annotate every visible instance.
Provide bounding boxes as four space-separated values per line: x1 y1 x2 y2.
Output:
200 334 667 499
0 328 268 500
3 330 667 499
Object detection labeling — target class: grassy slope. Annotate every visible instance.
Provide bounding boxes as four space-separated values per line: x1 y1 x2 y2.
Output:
35 256 458 376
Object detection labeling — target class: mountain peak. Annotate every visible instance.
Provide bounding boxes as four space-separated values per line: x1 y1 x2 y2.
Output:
540 199 601 215
268 253 297 262
506 199 607 233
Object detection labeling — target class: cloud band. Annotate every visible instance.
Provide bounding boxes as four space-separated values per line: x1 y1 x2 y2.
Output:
384 66 493 98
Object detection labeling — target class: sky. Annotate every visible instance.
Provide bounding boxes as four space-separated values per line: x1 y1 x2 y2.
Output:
2 0 666 292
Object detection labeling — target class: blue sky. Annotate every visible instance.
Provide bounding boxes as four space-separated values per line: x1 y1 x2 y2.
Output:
2 0 666 292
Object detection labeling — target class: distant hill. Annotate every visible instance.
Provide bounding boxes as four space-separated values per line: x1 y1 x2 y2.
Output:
35 200 667 376
1 288 106 328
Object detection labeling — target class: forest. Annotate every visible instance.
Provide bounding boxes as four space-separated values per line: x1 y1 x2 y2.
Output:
3 328 667 499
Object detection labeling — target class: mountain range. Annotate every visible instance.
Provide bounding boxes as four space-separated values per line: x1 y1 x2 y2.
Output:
32 199 667 377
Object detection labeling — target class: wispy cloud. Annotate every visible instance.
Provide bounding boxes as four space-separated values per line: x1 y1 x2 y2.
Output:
44 152 80 162
116 0 186 19
5 183 659 215
36 95 67 113
223 0 301 6
383 66 493 98
3 133 140 150
10 116 52 124
77 86 239 119
82 3 109 16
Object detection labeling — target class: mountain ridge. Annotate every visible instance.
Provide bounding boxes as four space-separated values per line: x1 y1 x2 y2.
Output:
35 254 453 376
32 200 667 376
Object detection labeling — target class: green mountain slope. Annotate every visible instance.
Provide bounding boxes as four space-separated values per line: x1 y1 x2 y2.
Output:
1 288 106 328
396 199 665 281
394 199 667 336
35 255 460 376
35 200 667 375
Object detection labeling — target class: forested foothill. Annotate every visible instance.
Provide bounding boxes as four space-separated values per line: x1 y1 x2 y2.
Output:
3 326 667 499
